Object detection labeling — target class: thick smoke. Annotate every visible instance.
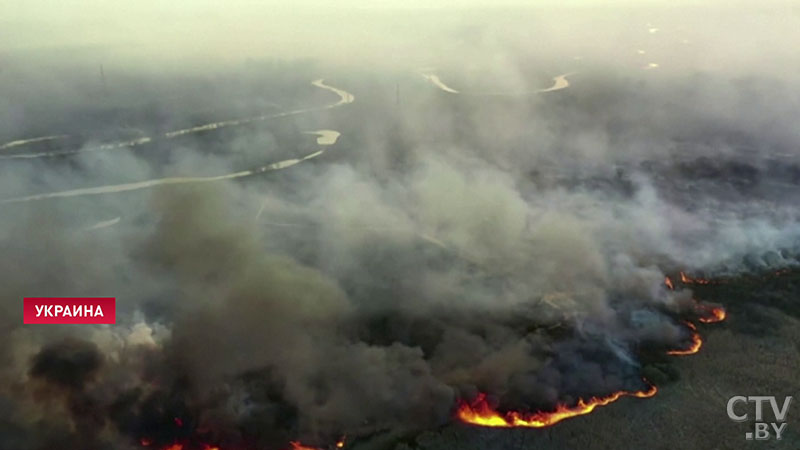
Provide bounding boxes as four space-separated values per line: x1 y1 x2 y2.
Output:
1 3 800 449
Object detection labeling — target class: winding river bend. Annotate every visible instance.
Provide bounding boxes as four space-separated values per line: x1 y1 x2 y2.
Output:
1 80 353 204
0 135 69 151
0 79 354 160
420 71 575 96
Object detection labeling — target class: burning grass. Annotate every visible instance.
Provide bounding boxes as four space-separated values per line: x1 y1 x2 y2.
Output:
455 271 732 430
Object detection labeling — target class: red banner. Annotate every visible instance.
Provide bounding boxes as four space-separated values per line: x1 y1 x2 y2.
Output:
23 297 116 324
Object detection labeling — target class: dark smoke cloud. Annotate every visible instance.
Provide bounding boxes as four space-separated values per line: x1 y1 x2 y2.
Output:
30 338 103 390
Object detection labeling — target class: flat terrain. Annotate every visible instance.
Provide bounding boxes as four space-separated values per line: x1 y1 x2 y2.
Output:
354 272 800 450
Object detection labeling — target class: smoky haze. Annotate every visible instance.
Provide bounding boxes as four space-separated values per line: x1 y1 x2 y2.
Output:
1 2 799 449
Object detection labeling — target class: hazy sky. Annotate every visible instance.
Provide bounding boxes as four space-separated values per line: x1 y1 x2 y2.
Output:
1 1 798 83
4 0 796 56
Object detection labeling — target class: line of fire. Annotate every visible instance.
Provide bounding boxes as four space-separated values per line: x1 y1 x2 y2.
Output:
135 271 734 450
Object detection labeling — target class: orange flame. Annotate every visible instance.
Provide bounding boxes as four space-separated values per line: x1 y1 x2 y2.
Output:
698 306 726 323
458 274 730 429
666 322 703 355
143 271 732 439
680 271 710 285
288 439 347 450
457 384 657 428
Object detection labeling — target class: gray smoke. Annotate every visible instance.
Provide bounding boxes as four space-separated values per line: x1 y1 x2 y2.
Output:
1 3 799 449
